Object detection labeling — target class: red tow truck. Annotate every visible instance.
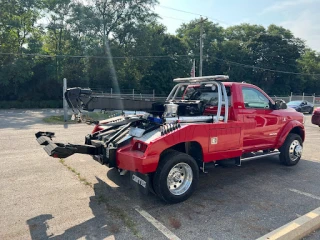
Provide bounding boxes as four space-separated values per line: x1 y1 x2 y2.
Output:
36 76 305 203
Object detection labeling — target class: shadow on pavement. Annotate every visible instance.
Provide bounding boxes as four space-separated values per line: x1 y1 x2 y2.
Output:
0 109 72 129
26 177 132 240
26 156 320 240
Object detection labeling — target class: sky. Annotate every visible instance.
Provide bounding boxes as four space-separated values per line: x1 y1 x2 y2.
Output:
154 0 320 51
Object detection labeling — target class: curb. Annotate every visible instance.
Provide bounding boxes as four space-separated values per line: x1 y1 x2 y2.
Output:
257 207 320 240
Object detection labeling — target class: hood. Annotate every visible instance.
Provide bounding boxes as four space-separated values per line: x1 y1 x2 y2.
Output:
287 103 300 108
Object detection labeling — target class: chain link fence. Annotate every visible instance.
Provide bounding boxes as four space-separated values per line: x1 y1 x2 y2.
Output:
90 88 167 101
78 86 320 107
271 93 320 106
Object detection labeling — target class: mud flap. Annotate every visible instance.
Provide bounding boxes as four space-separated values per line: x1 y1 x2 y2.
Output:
130 172 151 195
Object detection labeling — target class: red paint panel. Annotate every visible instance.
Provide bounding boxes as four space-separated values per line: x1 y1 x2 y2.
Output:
116 145 159 174
276 120 305 148
209 127 241 152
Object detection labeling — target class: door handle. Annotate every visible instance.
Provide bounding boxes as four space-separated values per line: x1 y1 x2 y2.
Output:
246 115 255 119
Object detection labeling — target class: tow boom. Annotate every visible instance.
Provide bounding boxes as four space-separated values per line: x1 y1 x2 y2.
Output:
64 87 165 114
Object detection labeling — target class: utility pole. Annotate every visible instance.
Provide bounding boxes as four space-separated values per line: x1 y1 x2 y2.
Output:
199 16 207 77
63 78 68 122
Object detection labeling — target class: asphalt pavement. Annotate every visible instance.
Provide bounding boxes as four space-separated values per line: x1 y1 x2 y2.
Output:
1 109 320 240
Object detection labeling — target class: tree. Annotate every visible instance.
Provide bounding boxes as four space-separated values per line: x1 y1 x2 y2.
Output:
140 34 190 94
298 49 320 94
42 0 73 82
117 22 166 89
247 30 304 94
225 24 266 43
0 0 41 99
208 40 253 82
65 0 159 92
69 0 158 52
176 19 224 72
1 1 319 106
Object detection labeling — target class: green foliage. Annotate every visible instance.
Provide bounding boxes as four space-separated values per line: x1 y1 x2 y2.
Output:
225 24 266 42
1 0 320 108
140 34 190 94
246 32 303 94
298 49 320 93
42 115 74 124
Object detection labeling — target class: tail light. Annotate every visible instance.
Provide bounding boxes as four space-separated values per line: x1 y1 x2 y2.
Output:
132 141 148 153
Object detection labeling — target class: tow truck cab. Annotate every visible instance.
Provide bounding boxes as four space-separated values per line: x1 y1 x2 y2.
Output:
116 80 304 172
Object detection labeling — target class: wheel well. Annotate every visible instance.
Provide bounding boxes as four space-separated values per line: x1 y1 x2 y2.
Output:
290 127 305 141
160 142 203 166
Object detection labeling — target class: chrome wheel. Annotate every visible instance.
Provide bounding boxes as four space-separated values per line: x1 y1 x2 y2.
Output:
167 163 193 196
289 140 302 161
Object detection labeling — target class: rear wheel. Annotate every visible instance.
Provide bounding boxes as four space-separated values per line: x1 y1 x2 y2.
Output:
279 133 303 166
153 150 199 203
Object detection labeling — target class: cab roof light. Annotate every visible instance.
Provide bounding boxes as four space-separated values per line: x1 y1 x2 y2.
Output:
173 75 229 83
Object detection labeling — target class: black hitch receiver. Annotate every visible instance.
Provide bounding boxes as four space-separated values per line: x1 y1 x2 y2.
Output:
35 131 101 158
35 131 55 139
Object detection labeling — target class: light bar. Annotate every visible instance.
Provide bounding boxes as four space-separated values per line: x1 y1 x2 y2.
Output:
173 75 229 83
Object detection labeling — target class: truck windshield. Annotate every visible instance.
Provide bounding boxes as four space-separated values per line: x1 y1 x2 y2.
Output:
183 85 231 106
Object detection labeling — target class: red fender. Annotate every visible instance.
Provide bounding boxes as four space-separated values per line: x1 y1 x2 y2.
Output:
275 120 305 149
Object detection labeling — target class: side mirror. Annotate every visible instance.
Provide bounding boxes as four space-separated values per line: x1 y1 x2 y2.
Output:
274 99 287 110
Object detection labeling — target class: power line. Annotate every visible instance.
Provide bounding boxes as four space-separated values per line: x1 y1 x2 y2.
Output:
158 6 307 64
0 52 194 60
158 5 201 16
158 5 229 25
159 15 187 22
1 52 319 76
262 56 299 68
259 53 305 63
212 56 320 76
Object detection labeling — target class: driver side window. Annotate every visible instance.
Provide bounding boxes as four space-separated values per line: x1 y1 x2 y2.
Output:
242 87 270 109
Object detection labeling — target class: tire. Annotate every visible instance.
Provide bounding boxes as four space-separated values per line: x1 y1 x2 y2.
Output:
309 107 314 114
279 133 303 166
153 150 199 203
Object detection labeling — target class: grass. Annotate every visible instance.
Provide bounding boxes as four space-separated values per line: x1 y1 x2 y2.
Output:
58 159 141 239
59 159 93 187
43 115 75 124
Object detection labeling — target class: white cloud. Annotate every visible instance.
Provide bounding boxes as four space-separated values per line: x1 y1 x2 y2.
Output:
260 0 320 51
281 10 320 51
262 0 319 13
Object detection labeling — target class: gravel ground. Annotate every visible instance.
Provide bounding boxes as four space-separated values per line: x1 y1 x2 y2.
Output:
1 109 320 240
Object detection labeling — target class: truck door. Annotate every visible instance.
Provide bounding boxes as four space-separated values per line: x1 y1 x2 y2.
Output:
239 86 280 151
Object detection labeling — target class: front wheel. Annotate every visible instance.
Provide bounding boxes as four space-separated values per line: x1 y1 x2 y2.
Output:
309 107 314 114
279 133 303 166
153 150 199 203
